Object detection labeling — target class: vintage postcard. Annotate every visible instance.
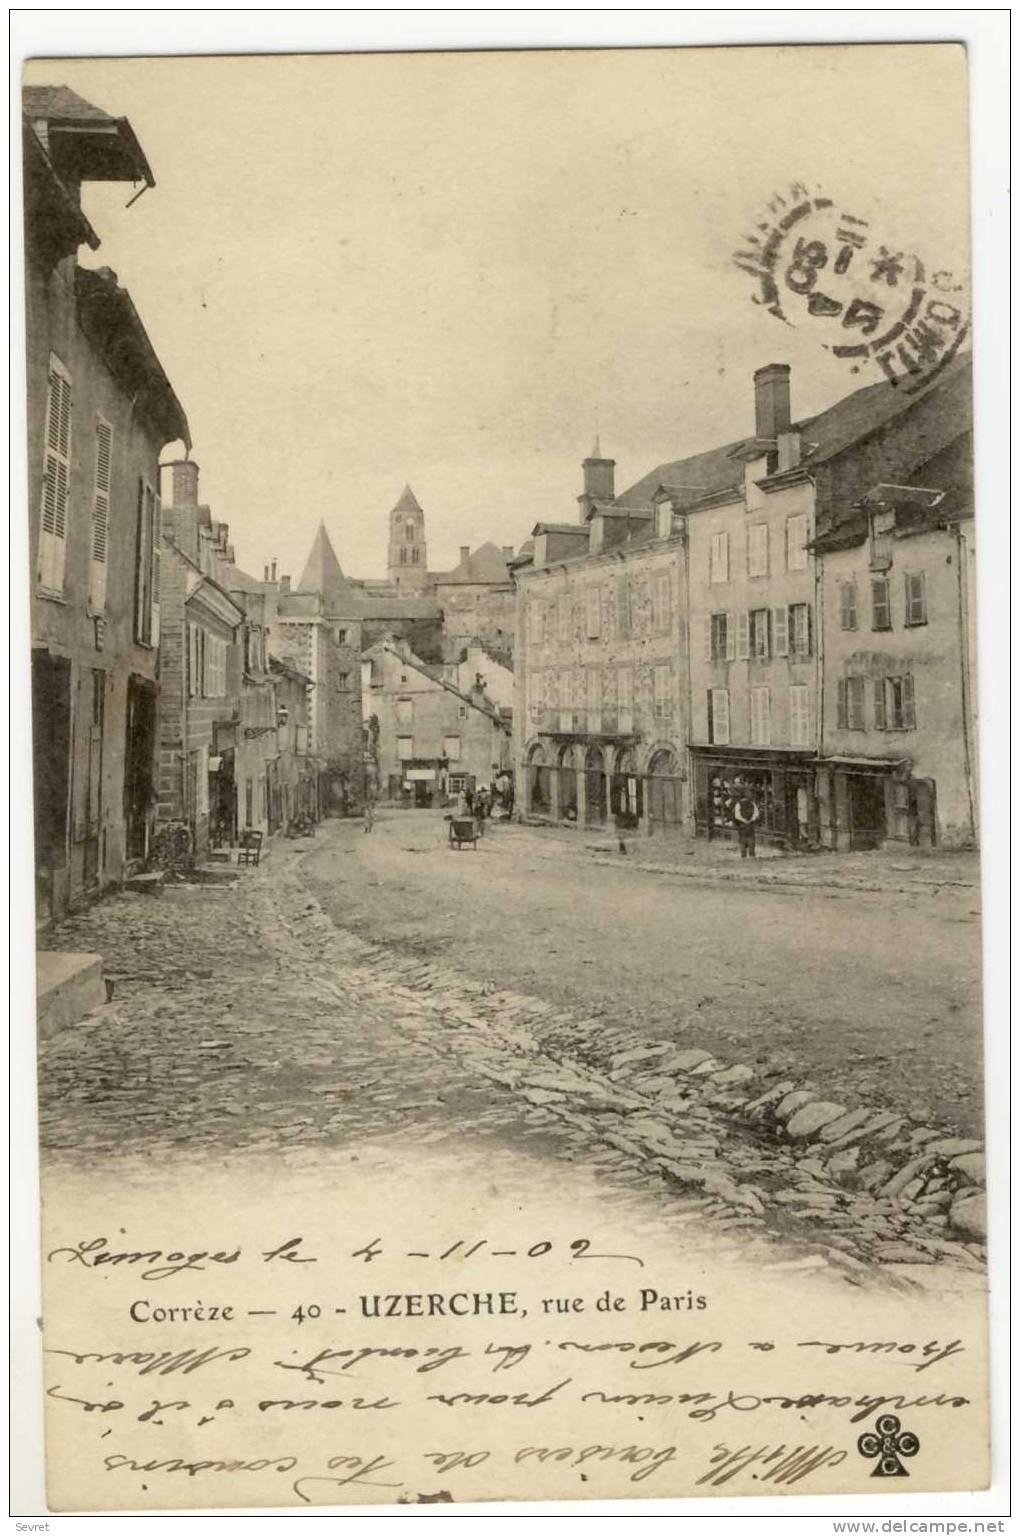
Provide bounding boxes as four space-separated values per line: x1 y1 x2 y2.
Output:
20 40 993 1512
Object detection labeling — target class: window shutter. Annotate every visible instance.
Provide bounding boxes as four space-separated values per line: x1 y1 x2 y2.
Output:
150 494 161 645
736 611 750 660
38 360 72 593
836 679 848 729
805 602 813 655
725 612 736 661
703 616 713 663
760 687 771 745
873 678 887 730
714 688 730 745
772 606 789 656
707 689 714 742
88 418 112 613
902 674 916 729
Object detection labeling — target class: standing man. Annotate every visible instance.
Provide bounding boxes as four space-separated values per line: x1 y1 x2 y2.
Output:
732 788 760 859
363 796 375 834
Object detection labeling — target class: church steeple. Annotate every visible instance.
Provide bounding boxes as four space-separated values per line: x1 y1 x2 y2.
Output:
297 522 347 611
386 484 429 589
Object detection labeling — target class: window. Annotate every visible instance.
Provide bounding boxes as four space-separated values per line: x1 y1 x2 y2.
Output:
651 572 671 633
585 586 601 639
587 667 602 731
747 523 769 578
134 480 161 646
789 683 810 746
557 593 572 643
653 663 670 721
617 666 634 733
205 635 227 698
411 547 420 564
397 735 414 760
574 667 586 727
839 581 858 631
396 696 413 727
904 572 927 626
875 675 916 731
710 530 729 584
871 578 892 631
336 628 348 645
750 607 770 658
750 685 771 745
836 675 866 731
708 687 730 745
89 416 112 613
405 520 415 542
337 671 351 691
443 734 461 761
789 602 811 657
786 513 809 571
38 354 72 595
708 611 734 663
616 576 631 638
870 510 894 569
655 501 673 539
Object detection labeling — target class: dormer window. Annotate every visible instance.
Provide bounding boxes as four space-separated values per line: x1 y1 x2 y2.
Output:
870 509 895 570
655 501 673 539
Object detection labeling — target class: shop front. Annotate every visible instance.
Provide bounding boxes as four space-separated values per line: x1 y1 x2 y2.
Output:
691 745 820 847
816 756 934 850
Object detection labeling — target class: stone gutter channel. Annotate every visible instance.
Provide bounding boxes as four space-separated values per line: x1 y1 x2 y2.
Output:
258 857 986 1291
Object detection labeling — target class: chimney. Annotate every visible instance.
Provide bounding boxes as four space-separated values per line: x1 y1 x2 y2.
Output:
459 545 470 565
582 439 616 507
280 575 291 594
271 559 278 582
502 545 513 560
170 459 200 506
753 364 792 441
264 565 270 581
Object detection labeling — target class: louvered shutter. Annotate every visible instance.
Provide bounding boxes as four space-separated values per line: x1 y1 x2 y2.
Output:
736 611 750 660
89 417 112 613
713 688 730 745
836 679 848 730
151 493 162 645
725 612 736 661
873 679 887 730
902 674 916 729
704 616 713 663
773 607 789 656
38 358 72 593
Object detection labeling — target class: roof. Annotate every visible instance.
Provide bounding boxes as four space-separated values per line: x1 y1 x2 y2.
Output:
391 484 424 516
23 84 154 187
297 523 347 607
433 541 512 586
365 641 508 728
614 353 973 512
22 117 100 254
269 654 313 687
218 560 265 596
75 266 189 446
813 427 973 552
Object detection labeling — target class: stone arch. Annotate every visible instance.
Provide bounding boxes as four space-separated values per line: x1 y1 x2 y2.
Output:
525 738 552 816
556 742 579 822
584 744 607 827
612 746 643 825
644 743 684 833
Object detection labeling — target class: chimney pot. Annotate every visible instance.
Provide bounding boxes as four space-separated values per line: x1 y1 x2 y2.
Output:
170 459 200 506
753 363 792 441
271 559 278 582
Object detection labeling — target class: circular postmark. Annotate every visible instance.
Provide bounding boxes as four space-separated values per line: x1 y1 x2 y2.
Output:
733 181 970 394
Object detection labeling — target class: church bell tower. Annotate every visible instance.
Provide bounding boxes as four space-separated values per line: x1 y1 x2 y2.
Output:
386 484 429 589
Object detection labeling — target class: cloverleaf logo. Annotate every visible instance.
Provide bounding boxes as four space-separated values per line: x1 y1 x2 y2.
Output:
857 1413 921 1477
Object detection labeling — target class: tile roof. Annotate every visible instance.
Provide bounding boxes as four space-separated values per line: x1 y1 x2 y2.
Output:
614 353 972 511
433 541 512 586
23 85 115 122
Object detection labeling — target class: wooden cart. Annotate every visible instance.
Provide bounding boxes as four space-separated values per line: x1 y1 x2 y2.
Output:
448 816 479 849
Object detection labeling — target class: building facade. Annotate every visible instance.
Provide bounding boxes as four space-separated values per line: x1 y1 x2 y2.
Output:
362 639 511 805
513 356 974 850
25 86 190 918
815 433 977 849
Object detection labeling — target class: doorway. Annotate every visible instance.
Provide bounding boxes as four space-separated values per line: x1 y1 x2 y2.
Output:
848 774 887 850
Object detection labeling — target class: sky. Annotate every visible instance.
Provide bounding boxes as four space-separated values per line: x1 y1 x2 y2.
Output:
25 46 970 582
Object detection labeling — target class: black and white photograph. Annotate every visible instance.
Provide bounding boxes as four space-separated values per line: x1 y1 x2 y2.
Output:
11 21 1008 1517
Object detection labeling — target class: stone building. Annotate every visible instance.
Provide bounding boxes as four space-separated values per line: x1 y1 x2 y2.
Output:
432 542 516 663
24 85 189 918
386 484 429 590
362 638 511 805
815 429 977 848
514 447 689 834
514 356 973 848
269 656 317 831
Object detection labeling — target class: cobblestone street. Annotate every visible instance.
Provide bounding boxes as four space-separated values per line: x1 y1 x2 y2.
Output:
38 819 985 1290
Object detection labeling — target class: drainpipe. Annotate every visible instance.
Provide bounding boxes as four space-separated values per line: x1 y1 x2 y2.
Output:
952 523 978 842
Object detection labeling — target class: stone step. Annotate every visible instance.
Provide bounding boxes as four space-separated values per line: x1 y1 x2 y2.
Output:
195 864 241 886
125 871 164 895
36 951 106 1037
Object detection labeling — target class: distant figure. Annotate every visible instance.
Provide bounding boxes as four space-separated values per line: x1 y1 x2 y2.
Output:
732 791 760 859
464 785 475 814
363 798 375 834
614 803 630 855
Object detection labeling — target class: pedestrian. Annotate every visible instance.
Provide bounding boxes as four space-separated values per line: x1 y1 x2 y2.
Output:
732 789 760 859
363 797 375 834
464 785 474 815
474 787 488 837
